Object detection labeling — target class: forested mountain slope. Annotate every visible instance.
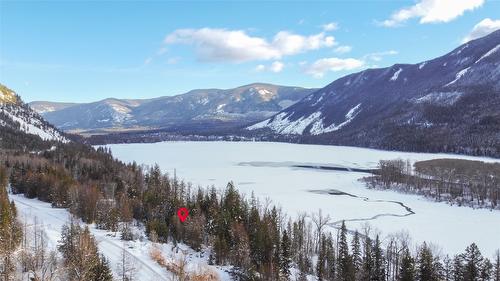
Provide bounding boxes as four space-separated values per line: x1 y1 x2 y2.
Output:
1 84 69 149
248 30 500 157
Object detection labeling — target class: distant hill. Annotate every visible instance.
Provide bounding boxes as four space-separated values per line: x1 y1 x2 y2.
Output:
248 30 500 157
30 83 315 133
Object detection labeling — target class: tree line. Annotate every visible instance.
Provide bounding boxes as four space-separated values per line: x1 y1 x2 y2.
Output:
365 158 500 210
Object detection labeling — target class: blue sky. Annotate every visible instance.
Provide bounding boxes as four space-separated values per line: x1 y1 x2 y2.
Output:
1 0 499 102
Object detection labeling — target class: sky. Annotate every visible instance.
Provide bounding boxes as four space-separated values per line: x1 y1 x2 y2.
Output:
1 0 499 103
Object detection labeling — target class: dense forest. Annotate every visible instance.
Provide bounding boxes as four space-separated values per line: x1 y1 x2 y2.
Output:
365 158 500 210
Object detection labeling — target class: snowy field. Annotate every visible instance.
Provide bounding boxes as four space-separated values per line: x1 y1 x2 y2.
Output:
10 193 233 281
107 141 500 257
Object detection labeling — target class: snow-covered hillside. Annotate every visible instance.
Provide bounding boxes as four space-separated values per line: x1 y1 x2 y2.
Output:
245 30 500 157
10 193 233 281
0 84 69 143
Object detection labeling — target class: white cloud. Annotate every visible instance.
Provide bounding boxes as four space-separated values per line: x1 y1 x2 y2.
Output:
322 22 339 31
270 61 284 73
334 45 352 54
462 18 500 43
381 0 484 27
164 28 336 63
305 57 364 78
363 50 398 61
255 61 285 73
144 57 152 65
255 64 266 72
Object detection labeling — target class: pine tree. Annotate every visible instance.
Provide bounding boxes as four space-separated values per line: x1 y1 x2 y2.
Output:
453 254 464 281
351 231 362 279
317 234 327 281
280 230 292 280
494 250 500 281
337 221 355 281
362 236 373 281
399 249 415 281
443 255 453 281
372 235 385 281
0 167 23 280
463 243 484 281
326 235 336 280
94 254 114 281
417 242 437 281
481 258 493 281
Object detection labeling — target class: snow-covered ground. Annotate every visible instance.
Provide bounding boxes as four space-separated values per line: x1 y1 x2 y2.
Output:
10 193 233 281
107 141 500 257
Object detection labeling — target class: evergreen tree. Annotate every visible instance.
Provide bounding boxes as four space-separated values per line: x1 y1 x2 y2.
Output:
494 250 500 281
0 167 23 280
351 231 362 279
453 254 464 281
317 234 327 281
362 236 374 281
94 254 114 281
372 235 385 281
443 255 453 281
337 221 355 281
399 249 416 281
326 235 336 280
417 243 437 281
280 230 292 280
481 258 493 281
463 243 484 281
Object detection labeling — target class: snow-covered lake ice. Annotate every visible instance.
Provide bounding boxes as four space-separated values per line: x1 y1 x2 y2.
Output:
107 141 500 257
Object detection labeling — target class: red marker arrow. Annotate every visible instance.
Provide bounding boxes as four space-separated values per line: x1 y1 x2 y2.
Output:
177 207 189 222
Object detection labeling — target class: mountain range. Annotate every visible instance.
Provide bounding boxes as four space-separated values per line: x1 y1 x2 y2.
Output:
247 29 500 156
30 84 315 133
8 30 500 157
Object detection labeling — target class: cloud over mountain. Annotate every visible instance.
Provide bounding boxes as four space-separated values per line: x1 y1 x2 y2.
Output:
164 28 336 63
381 0 484 27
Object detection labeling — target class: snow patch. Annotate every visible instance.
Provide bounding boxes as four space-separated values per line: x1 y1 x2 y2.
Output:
445 67 470 86
390 68 402 81
257 89 274 101
247 112 322 135
309 103 362 135
414 92 463 105
475 44 500 64
216 103 226 113
418 62 427 69
312 93 326 106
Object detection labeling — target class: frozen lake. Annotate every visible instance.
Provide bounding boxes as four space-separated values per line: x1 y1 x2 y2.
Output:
107 141 500 257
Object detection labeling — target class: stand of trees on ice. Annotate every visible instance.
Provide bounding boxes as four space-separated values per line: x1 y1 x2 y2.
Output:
365 159 500 210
